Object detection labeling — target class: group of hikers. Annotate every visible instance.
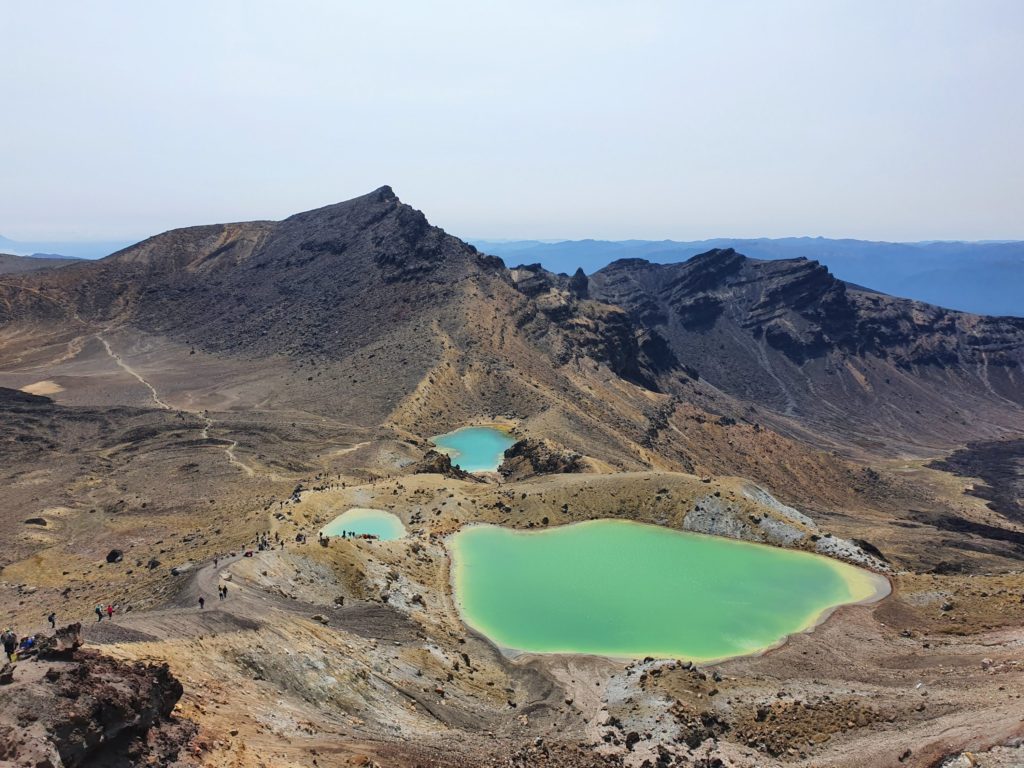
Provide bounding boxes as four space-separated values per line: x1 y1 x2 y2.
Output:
322 530 378 541
254 531 283 552
198 584 229 609
4 540 276 663
1 626 29 663
2 623 47 663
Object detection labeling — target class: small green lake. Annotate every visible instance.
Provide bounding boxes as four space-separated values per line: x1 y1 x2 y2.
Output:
320 508 406 540
450 520 887 661
432 426 516 473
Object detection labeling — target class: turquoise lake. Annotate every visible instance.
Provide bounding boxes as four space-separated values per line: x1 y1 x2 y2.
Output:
450 520 888 661
432 426 516 473
320 508 406 540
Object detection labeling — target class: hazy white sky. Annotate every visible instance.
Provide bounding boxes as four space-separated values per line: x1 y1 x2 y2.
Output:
2 1 1022 241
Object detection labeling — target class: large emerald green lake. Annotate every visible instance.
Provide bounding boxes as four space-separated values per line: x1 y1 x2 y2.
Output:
432 426 516 473
450 520 887 661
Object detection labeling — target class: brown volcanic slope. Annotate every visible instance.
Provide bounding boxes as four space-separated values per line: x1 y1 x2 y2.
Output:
0 187 674 448
2 190 1024 768
1 188 1021 526
588 249 1024 456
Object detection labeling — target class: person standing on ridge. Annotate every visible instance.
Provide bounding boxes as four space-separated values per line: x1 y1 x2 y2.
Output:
106 604 114 619
198 596 205 609
95 605 103 622
2 629 16 662
47 612 56 629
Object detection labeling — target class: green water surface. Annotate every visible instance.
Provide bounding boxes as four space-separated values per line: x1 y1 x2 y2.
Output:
432 426 516 473
450 520 885 660
320 508 406 540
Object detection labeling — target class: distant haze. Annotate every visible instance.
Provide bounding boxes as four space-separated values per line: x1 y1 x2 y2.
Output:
1 2 1023 242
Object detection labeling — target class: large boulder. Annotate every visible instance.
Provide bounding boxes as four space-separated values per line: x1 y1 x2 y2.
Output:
105 549 124 563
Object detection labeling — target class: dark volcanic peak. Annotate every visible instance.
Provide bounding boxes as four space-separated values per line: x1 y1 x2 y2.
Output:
285 184 398 220
103 185 486 282
0 187 504 345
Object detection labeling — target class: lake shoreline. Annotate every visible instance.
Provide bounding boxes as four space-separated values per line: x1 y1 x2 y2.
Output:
446 518 893 665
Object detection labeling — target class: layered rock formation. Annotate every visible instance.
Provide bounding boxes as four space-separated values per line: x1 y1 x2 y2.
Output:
589 249 1024 452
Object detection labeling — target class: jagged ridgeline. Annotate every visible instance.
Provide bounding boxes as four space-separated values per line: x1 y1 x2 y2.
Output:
589 249 1024 453
2 186 1023 461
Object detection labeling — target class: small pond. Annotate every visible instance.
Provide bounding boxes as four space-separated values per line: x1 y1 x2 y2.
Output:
431 426 516 473
320 508 406 540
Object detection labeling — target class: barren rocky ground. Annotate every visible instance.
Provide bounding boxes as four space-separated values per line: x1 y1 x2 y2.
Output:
1 189 1022 767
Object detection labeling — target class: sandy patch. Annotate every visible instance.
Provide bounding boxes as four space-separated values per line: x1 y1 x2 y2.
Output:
21 379 64 395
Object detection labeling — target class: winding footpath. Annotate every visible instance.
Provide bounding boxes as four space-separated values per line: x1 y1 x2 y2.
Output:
97 332 260 477
97 333 173 410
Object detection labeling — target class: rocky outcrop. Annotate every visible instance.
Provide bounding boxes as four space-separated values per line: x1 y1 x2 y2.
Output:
593 249 1024 370
0 626 194 767
35 622 84 660
498 438 585 481
410 449 482 482
510 265 678 392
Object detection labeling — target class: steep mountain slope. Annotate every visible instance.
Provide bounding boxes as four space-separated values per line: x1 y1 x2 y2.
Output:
0 188 684 465
589 249 1024 455
5 192 1023 468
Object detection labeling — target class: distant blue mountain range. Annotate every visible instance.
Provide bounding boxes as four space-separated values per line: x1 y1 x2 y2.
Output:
470 237 1024 317
0 234 130 260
